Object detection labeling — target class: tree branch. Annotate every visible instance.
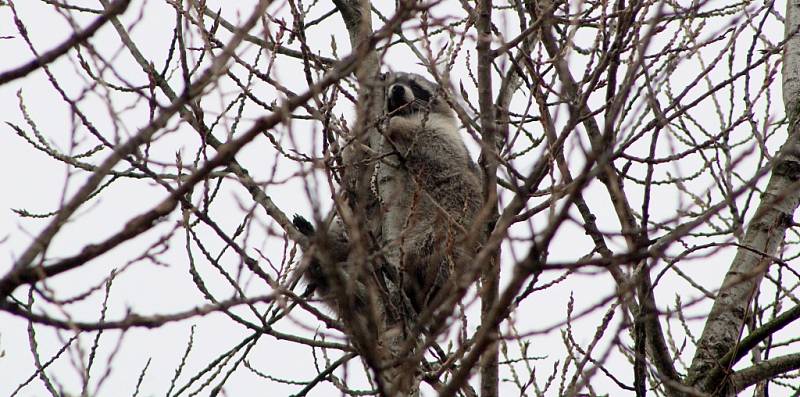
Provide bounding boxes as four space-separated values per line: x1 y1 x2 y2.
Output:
0 6 402 298
1 295 274 331
476 0 500 396
687 0 800 390
728 353 800 392
0 0 130 85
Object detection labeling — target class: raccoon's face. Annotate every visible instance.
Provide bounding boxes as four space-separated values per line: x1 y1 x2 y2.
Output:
385 72 451 117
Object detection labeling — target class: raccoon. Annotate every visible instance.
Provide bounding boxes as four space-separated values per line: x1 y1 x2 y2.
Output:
375 72 483 310
295 72 483 314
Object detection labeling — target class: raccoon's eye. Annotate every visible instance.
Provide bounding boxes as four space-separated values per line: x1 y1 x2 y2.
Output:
408 81 432 102
379 72 388 81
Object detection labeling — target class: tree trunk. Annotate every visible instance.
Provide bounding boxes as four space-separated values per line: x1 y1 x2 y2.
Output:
686 4 800 392
332 1 421 395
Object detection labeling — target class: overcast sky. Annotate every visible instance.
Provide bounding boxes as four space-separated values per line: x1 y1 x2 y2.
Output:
0 0 794 396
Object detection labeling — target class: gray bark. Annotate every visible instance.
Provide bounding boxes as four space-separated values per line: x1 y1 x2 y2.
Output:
329 1 421 395
686 3 800 392
476 0 500 396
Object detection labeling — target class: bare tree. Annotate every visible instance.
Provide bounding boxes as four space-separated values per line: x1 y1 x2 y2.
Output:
1 0 799 396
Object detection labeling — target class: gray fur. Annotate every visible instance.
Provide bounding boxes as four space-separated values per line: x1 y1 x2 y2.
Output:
377 72 483 310
292 214 352 300
296 72 483 314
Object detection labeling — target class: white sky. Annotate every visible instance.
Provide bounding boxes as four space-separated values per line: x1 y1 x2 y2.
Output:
0 0 795 396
